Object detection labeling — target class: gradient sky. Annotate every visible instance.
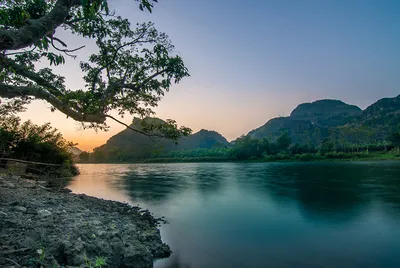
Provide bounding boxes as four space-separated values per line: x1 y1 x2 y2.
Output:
20 0 400 151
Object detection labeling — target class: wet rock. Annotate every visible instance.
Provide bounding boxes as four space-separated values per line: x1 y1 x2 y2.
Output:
37 209 52 217
59 188 72 193
91 219 102 225
0 177 171 268
21 181 36 188
36 180 48 187
14 206 27 212
4 182 16 188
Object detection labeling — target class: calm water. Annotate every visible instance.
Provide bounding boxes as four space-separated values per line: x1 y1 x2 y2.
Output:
69 162 400 268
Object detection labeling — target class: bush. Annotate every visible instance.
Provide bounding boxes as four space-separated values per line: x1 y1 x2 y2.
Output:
0 116 79 180
297 153 315 161
324 152 347 159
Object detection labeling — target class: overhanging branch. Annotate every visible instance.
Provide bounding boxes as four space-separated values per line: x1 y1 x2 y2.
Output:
120 69 167 91
99 69 167 109
106 115 155 140
0 0 84 51
0 56 64 97
0 83 106 124
106 115 175 141
50 37 85 56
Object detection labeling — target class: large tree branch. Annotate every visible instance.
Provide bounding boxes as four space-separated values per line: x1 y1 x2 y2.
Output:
0 0 79 51
0 56 64 97
106 114 179 141
0 83 106 123
121 69 167 91
90 36 151 90
106 115 156 140
99 69 167 109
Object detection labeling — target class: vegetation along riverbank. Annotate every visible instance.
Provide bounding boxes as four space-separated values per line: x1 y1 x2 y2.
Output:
82 96 400 164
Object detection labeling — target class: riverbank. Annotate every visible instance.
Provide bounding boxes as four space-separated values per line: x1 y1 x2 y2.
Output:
135 151 400 163
0 174 171 268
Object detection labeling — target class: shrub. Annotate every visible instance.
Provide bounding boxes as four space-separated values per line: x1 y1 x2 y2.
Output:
0 116 79 181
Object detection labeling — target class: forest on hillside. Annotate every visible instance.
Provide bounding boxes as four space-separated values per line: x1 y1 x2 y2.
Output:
82 95 400 163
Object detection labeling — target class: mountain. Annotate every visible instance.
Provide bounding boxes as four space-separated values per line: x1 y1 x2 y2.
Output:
350 94 400 140
248 96 399 145
91 95 400 162
91 119 230 162
249 99 362 144
177 129 230 150
68 147 83 156
362 94 400 119
290 99 362 126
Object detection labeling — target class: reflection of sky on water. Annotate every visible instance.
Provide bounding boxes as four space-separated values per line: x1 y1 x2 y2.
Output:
69 162 400 268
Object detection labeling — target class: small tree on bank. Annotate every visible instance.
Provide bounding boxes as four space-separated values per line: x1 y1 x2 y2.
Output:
389 132 400 153
0 0 191 140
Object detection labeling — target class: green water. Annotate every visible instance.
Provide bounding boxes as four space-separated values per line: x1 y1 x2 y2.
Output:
69 161 400 268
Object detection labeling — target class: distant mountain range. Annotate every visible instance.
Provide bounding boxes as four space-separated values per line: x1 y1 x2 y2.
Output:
91 118 230 162
249 94 400 145
89 94 400 161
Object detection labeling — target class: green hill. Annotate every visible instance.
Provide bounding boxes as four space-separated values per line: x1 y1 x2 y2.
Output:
290 99 362 124
248 96 399 146
91 118 229 162
177 129 230 150
90 95 400 162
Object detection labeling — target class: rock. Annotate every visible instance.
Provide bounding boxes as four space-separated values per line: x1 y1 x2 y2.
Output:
4 182 16 188
21 181 35 188
15 206 27 212
91 219 102 225
37 209 52 217
0 177 171 268
59 188 72 193
37 180 48 187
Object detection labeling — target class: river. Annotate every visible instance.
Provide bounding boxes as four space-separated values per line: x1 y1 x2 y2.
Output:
68 161 400 268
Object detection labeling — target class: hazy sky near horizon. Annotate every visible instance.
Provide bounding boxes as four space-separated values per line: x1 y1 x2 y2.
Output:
20 0 400 151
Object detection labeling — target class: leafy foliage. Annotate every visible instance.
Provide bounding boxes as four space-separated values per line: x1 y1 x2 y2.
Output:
0 115 78 176
0 0 190 141
390 132 400 148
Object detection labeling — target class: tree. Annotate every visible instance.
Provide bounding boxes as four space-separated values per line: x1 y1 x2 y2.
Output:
0 0 191 140
79 151 90 162
389 132 400 148
231 135 261 160
0 115 79 175
277 132 291 151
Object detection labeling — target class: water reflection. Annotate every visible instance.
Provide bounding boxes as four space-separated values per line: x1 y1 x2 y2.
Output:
71 162 400 268
122 164 190 203
193 165 225 195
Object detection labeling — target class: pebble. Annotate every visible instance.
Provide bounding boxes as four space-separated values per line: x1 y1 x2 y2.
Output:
15 206 27 212
5 182 16 188
37 209 52 217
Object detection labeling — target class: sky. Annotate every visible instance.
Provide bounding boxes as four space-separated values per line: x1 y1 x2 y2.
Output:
20 0 400 151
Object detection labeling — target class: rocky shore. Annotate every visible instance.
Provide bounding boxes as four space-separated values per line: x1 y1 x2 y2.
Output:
0 174 171 268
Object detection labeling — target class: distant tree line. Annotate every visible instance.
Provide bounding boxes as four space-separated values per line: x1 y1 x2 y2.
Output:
84 129 400 163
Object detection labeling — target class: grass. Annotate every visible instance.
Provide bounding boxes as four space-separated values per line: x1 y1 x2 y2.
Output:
83 255 107 268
